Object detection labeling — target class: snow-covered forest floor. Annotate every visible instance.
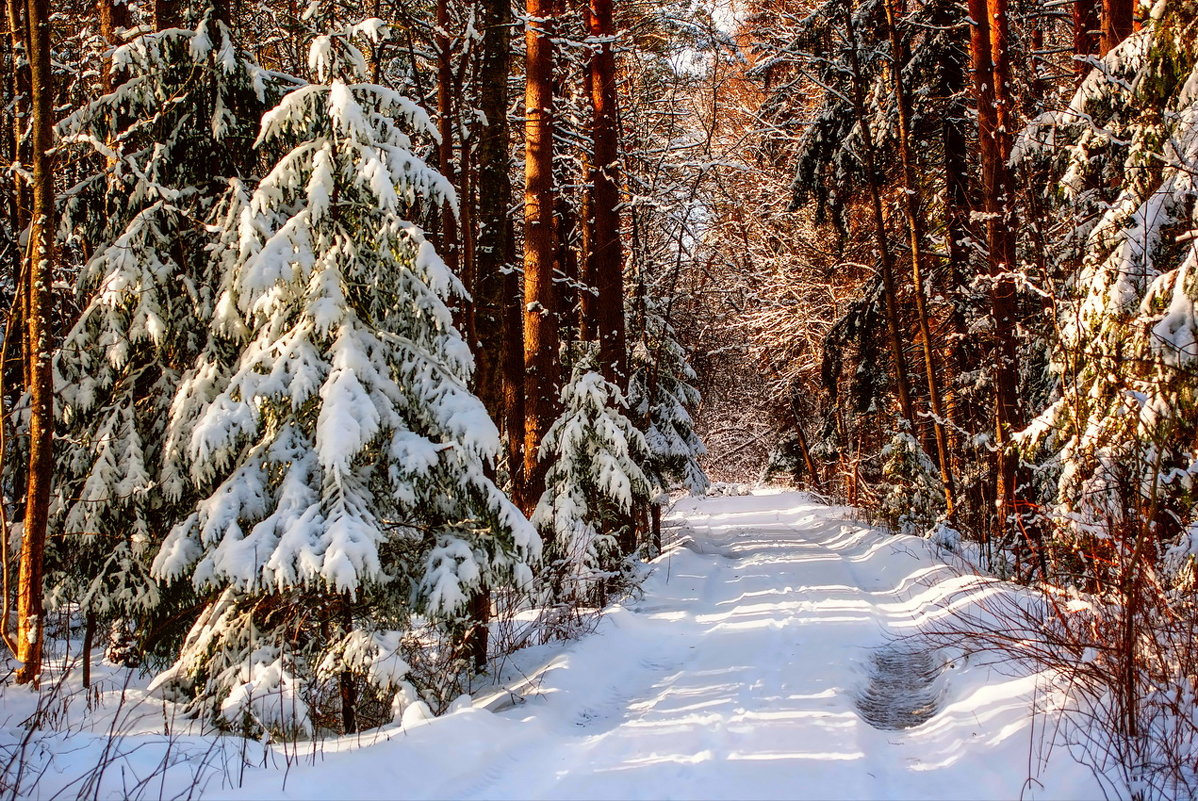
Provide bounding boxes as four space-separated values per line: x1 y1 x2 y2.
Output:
3 490 1106 800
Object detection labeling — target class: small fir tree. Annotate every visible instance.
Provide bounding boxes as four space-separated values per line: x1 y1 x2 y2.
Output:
626 303 708 550
533 347 652 607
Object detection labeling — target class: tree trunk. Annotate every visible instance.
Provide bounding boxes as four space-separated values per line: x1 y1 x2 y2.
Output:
1100 0 1132 56
970 0 1033 560
650 503 661 555
467 588 489 672
988 0 1022 538
7 0 29 376
882 0 956 519
521 0 559 514
474 0 514 441
842 6 915 427
579 70 595 342
936 0 971 439
504 226 525 489
153 0 180 29
436 0 461 293
585 0 627 386
556 192 580 341
82 611 96 688
459 128 477 347
98 0 129 91
1073 0 1100 79
14 0 54 688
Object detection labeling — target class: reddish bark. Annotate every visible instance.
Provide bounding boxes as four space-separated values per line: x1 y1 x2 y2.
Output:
521 0 560 514
1073 0 1100 78
98 0 129 90
15 0 55 687
1100 0 1133 55
585 0 627 386
882 0 956 518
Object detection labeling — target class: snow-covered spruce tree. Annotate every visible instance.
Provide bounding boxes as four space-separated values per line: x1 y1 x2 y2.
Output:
51 7 279 663
533 347 651 610
1011 8 1198 790
626 302 708 550
877 428 946 540
1014 0 1198 588
149 21 539 734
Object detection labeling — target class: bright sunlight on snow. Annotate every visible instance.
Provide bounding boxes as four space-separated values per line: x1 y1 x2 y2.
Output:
3 490 1103 800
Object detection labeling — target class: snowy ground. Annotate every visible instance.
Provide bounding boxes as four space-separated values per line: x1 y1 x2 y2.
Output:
2 490 1104 800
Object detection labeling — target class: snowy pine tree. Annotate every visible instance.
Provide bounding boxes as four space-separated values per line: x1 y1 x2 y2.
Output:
626 303 708 507
1015 0 1198 586
52 7 278 659
148 20 539 732
533 347 651 607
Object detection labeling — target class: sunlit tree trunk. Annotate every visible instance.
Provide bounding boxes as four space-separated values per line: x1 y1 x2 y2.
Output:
15 0 54 687
842 6 915 426
98 0 129 91
1100 0 1132 55
521 0 560 514
585 0 627 386
882 0 956 519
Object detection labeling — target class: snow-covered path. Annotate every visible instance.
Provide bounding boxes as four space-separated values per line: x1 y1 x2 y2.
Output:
216 490 1101 800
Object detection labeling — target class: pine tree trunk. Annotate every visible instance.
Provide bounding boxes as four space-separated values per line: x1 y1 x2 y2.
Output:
98 0 128 91
521 0 559 514
970 0 1034 562
791 406 821 491
436 0 461 294
936 0 970 443
81 611 95 688
14 0 54 687
883 0 956 519
6 0 29 382
988 0 1021 531
467 588 489 672
504 239 525 489
842 6 915 426
1100 0 1132 55
473 0 513 442
969 0 999 560
579 69 595 343
650 503 661 555
336 601 357 733
1073 0 1100 79
585 0 627 386
555 192 580 340
459 131 477 347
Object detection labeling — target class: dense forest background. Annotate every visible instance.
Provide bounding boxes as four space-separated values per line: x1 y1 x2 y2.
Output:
1 0 1197 794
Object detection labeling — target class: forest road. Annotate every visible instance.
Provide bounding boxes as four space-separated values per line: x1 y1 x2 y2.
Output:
216 490 1100 801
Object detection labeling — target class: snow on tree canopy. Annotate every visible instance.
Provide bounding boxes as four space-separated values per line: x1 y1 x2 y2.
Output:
1014 0 1198 583
626 302 709 499
147 20 538 730
154 19 537 598
50 8 278 633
